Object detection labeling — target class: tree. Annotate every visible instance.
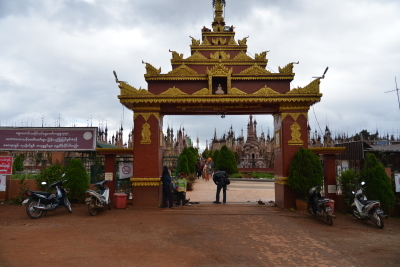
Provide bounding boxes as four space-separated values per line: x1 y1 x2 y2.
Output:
360 153 395 213
288 147 323 199
178 155 190 175
36 163 65 192
12 154 24 173
216 145 238 174
64 159 90 203
212 149 220 170
337 169 360 207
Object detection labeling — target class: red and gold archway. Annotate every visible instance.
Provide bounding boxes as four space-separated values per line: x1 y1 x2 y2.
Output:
117 0 323 208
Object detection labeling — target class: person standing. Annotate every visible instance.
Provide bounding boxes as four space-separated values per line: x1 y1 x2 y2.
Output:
161 166 174 208
203 163 210 181
213 170 228 204
176 172 187 207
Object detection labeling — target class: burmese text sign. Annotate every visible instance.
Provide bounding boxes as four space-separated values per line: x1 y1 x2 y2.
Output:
0 127 97 151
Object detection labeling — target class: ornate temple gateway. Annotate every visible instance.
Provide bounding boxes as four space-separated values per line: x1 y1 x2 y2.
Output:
117 0 323 208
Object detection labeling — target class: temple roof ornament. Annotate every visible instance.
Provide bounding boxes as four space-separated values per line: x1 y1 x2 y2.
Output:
212 0 226 32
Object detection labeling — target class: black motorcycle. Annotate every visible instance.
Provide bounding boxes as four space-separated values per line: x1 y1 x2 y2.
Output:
22 178 72 219
307 186 335 226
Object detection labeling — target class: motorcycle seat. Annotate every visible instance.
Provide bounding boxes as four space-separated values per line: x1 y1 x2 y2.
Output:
28 191 52 196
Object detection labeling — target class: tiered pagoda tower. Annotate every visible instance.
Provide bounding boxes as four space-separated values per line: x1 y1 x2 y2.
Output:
117 0 323 208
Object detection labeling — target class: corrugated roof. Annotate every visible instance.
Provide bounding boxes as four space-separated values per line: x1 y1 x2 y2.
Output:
367 144 400 152
97 141 119 149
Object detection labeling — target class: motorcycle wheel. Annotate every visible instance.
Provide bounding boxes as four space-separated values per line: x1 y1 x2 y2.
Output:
64 198 72 213
307 203 316 216
352 206 362 220
372 210 384 229
108 197 112 210
324 211 333 226
88 197 98 216
26 200 43 219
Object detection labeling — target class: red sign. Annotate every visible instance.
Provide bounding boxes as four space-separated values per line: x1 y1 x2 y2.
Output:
0 156 13 175
0 127 98 151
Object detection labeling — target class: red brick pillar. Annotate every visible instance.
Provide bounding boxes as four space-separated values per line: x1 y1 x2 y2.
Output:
323 154 337 203
274 105 309 208
131 112 163 207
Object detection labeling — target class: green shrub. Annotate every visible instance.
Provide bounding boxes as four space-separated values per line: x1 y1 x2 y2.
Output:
36 163 65 192
337 169 360 207
213 150 220 170
360 153 395 213
64 159 90 203
228 173 242 178
288 147 323 199
177 155 190 175
251 172 274 179
217 145 238 174
12 155 24 173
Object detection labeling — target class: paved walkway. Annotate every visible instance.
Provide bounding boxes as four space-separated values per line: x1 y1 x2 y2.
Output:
186 178 275 204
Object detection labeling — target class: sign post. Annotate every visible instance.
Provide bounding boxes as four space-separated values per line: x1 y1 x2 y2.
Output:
0 156 13 175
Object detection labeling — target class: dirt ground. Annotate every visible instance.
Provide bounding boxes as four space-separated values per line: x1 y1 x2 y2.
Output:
1 201 399 267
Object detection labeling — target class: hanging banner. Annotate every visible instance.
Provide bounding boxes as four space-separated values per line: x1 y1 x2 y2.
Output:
0 127 97 151
395 173 400 193
0 175 6 191
0 156 13 175
119 162 133 179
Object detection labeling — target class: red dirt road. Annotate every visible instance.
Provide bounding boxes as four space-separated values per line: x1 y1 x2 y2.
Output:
1 202 399 267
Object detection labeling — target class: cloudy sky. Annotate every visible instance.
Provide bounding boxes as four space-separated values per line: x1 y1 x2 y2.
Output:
1 0 399 151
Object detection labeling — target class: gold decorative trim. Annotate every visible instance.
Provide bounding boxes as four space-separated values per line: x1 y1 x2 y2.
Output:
255 51 268 61
192 88 210 95
233 51 253 61
134 112 160 122
228 87 247 95
274 176 288 185
160 86 188 96
201 38 211 45
252 86 280 96
275 130 281 148
211 37 227 45
189 36 201 46
279 103 310 111
140 122 151 144
278 62 295 75
238 37 248 46
206 63 233 76
228 37 237 45
186 51 208 61
281 113 308 121
130 178 162 187
239 64 271 76
170 50 184 61
210 51 230 60
167 64 199 76
287 78 320 95
190 47 247 51
144 63 161 77
288 122 304 146
119 82 154 96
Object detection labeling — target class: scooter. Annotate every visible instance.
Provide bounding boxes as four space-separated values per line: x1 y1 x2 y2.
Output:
351 182 385 229
85 180 111 216
307 186 335 226
22 178 72 219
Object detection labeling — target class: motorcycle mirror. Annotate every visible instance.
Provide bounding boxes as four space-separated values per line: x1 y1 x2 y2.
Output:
361 181 365 186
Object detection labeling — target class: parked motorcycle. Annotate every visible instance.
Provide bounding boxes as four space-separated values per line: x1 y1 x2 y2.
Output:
85 180 111 216
352 182 385 229
307 186 335 226
22 178 72 219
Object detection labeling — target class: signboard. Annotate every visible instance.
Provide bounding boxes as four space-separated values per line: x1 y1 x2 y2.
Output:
0 175 6 191
0 156 13 175
105 172 113 181
328 185 337 194
395 173 400 193
119 162 133 179
0 127 97 151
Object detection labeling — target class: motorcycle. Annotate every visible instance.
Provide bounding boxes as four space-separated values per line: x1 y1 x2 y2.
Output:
22 177 72 219
307 186 335 226
351 182 385 229
85 180 111 216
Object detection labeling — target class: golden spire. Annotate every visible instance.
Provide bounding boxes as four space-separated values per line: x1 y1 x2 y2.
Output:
212 0 226 31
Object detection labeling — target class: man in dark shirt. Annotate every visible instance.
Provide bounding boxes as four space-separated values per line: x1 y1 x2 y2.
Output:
213 170 227 204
